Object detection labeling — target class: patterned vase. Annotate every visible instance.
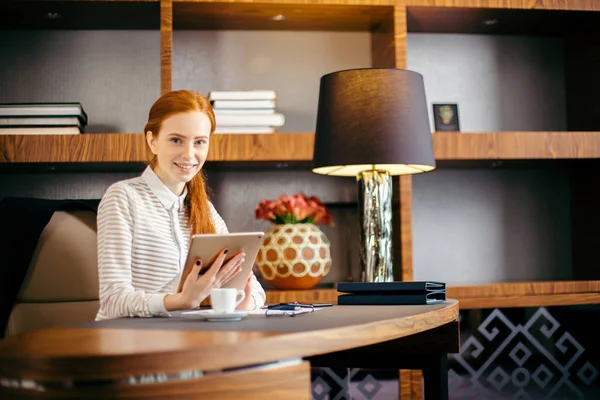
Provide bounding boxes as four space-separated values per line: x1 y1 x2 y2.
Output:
256 223 332 290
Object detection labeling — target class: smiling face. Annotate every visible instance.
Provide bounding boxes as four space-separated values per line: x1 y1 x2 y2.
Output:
146 111 212 195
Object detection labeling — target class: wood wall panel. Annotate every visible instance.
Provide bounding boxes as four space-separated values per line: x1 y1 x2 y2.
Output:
173 1 394 31
395 6 415 283
398 176 413 281
160 0 173 94
371 6 396 68
394 5 408 69
399 370 411 399
404 0 600 11
399 369 423 399
410 370 424 400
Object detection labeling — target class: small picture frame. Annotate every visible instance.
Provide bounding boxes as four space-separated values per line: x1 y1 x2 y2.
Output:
433 103 460 132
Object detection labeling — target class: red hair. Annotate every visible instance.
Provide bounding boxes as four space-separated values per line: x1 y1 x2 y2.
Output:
144 90 216 236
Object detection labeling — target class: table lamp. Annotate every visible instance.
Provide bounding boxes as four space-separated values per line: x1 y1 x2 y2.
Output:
312 68 436 282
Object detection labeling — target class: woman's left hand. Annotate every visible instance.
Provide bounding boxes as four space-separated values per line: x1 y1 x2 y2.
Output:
236 274 256 310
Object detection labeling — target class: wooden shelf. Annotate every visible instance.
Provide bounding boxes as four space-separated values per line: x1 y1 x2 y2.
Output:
433 131 600 161
208 132 314 163
173 1 394 31
0 132 314 165
448 280 600 297
5 0 598 32
0 0 160 30
0 133 151 164
266 280 600 309
2 132 600 168
1 0 395 32
447 280 600 309
406 2 600 35
405 0 600 12
455 293 600 309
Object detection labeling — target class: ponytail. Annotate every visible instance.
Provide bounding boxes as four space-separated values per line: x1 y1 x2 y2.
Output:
176 170 215 293
185 170 216 235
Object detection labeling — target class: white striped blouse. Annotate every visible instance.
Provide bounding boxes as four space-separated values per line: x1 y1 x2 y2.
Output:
95 166 266 320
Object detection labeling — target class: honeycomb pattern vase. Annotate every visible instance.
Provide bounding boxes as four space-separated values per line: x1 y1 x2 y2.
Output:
256 223 332 290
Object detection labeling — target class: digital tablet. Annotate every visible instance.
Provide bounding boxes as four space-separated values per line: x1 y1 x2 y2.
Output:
181 232 264 291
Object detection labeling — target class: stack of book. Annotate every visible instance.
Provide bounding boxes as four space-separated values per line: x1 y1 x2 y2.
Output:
336 281 447 305
0 103 87 135
208 90 284 134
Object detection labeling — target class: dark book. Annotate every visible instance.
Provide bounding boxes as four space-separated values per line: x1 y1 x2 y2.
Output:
337 281 445 294
336 281 446 305
337 292 446 306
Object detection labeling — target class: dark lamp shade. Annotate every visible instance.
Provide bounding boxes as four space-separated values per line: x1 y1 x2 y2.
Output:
312 68 436 177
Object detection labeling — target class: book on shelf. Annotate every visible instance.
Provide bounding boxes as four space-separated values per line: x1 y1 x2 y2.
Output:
214 113 284 127
0 103 88 125
213 126 275 134
0 116 84 130
0 126 81 135
211 99 276 109
337 293 446 305
210 90 283 134
208 90 276 101
0 102 88 134
214 109 275 115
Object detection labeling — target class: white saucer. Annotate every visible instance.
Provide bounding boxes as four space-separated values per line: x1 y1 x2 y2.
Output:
198 310 248 322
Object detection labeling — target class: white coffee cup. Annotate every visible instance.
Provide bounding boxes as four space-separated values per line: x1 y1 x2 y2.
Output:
210 288 246 314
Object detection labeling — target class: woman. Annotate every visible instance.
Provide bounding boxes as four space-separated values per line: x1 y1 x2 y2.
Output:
95 90 266 320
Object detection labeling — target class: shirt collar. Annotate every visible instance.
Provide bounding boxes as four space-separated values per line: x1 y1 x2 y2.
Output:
141 166 187 211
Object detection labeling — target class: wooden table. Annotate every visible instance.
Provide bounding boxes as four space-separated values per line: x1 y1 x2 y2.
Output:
0 301 459 399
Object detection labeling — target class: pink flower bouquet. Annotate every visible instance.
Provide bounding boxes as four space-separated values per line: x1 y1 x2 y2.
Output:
255 193 333 225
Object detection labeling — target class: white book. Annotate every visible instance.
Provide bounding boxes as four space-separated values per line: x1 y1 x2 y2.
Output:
214 109 275 115
213 126 275 134
0 116 83 129
0 103 87 124
0 126 81 135
211 100 276 109
208 90 276 101
215 113 284 127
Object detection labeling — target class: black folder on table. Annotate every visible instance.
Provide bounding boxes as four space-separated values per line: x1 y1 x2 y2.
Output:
336 281 446 305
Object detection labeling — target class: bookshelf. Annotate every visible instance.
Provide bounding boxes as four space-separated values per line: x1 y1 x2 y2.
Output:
0 1 159 30
2 0 600 311
3 131 600 163
433 131 600 161
2 2 600 399
265 280 600 309
0 132 314 164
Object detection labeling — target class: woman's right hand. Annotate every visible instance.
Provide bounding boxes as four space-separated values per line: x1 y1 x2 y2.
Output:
165 248 246 310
